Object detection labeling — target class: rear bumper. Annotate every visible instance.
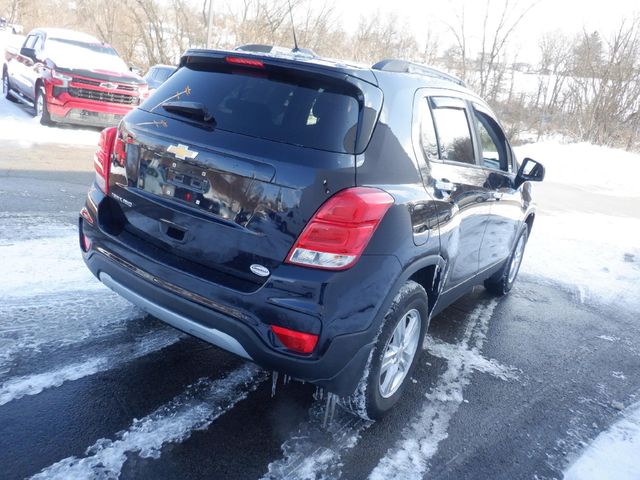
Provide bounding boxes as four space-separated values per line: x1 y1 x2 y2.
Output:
80 189 403 395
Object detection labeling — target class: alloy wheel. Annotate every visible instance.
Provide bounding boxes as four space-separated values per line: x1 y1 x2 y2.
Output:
378 308 421 398
507 234 526 284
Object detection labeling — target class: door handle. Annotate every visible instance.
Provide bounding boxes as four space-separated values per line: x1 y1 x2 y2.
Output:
435 179 455 193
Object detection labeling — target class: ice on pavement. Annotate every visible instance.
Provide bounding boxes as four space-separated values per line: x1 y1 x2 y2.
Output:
31 364 266 480
564 400 640 480
0 328 183 406
0 232 104 298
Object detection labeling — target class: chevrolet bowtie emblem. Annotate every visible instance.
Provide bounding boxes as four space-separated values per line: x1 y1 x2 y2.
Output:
167 144 198 160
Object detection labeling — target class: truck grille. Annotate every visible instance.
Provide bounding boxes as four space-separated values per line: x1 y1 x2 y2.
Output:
74 78 137 91
68 87 139 105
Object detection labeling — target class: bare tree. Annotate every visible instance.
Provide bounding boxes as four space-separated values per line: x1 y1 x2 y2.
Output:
444 0 540 100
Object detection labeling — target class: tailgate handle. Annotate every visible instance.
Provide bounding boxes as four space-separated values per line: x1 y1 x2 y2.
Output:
160 219 188 242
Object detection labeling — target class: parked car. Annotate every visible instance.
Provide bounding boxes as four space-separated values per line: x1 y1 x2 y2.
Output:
2 28 147 127
143 64 176 91
79 51 544 419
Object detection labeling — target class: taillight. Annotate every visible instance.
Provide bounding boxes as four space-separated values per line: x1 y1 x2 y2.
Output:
94 127 117 194
286 187 394 270
271 325 318 354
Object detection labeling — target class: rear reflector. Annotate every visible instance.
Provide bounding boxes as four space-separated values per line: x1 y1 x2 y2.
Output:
286 187 394 270
94 127 117 194
80 233 92 252
271 325 318 354
225 56 265 68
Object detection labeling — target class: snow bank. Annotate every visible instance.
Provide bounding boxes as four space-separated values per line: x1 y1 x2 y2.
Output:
564 401 640 480
515 140 640 198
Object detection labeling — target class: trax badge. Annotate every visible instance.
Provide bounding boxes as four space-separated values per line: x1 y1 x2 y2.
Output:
167 144 198 160
250 264 270 277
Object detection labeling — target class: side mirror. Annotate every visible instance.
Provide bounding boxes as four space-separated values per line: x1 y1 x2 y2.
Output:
516 157 545 187
20 46 36 61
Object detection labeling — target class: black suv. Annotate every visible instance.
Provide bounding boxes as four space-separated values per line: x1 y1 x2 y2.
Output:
79 51 544 419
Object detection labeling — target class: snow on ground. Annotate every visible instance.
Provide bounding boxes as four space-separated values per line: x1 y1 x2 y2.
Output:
515 141 640 311
564 400 640 480
516 139 640 198
0 228 103 298
521 211 640 311
0 95 100 146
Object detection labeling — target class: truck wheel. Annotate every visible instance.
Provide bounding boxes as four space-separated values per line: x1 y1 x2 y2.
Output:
484 224 529 296
3 70 17 102
340 280 428 420
35 86 52 126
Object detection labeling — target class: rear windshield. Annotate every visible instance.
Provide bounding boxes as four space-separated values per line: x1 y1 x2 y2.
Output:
141 64 361 153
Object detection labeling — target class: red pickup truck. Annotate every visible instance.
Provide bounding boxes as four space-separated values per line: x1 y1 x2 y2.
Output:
2 28 147 127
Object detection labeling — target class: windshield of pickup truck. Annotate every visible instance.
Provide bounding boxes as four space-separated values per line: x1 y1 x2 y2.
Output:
44 38 130 72
48 38 118 56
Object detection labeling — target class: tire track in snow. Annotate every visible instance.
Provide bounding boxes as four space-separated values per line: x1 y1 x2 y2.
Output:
368 299 499 480
426 335 521 381
0 328 184 406
31 363 267 480
264 300 511 480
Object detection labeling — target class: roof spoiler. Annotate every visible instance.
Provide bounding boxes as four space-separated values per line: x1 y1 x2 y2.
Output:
372 59 466 87
234 44 317 58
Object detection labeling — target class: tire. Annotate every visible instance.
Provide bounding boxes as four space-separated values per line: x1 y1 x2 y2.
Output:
35 86 52 126
340 280 429 420
2 69 18 102
484 224 529 296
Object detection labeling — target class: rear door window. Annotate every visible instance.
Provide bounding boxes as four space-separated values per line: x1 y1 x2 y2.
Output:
143 64 360 153
430 100 476 165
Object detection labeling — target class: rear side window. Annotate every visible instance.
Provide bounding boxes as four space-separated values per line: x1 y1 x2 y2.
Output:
143 65 360 153
431 106 475 165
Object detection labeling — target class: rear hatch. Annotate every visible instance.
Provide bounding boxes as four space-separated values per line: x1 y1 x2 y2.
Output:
103 51 382 292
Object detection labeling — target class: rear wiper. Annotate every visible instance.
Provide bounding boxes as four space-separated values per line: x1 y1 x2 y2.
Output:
161 101 216 125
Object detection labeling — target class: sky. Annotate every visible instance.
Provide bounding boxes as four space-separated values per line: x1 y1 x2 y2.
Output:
258 0 639 63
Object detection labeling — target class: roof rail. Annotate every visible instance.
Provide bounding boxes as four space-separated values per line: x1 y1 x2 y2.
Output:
372 59 466 87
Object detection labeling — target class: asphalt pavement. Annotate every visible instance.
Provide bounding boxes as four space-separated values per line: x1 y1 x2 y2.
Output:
1 140 639 480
